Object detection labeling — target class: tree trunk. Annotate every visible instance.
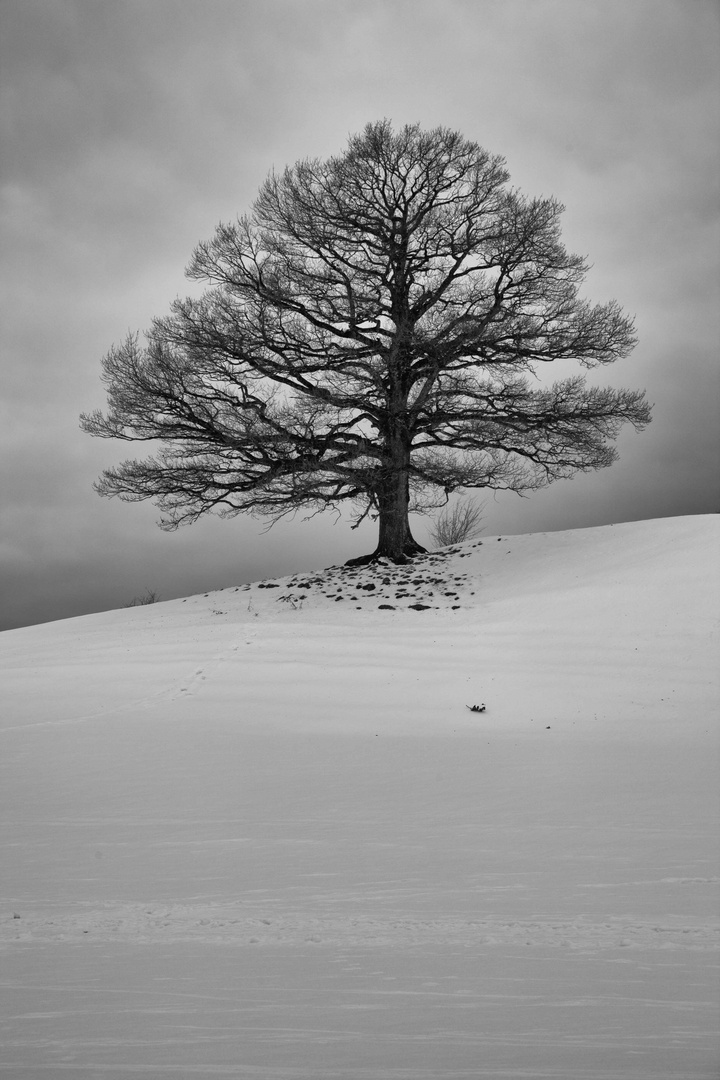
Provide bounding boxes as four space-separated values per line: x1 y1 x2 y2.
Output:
346 431 426 566
374 474 422 560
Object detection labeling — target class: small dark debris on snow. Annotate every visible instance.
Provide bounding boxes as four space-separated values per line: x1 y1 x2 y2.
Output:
466 704 486 713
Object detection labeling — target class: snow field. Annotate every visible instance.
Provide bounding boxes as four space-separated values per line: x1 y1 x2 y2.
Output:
0 516 718 1077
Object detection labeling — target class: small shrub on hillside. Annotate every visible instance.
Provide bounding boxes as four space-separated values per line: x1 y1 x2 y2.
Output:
429 499 485 548
124 588 161 607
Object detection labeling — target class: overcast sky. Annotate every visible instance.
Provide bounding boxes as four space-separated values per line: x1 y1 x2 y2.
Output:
1 0 718 631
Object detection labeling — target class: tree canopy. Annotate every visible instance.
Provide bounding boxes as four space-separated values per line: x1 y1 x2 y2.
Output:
81 121 651 562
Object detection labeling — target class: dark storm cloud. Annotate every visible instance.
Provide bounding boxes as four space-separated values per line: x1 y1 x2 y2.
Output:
1 0 718 630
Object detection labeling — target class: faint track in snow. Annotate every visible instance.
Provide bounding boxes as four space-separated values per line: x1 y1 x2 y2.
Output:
0 628 256 733
2 903 718 953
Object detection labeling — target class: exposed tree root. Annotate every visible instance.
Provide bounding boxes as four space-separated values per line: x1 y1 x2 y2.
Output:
345 540 427 567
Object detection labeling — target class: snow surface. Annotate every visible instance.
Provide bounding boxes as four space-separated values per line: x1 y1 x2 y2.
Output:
1 515 718 1079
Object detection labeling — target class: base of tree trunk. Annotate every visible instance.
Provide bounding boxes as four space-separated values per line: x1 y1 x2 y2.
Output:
345 539 427 567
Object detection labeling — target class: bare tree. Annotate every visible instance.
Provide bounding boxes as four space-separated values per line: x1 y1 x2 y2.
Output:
81 121 651 564
429 498 485 548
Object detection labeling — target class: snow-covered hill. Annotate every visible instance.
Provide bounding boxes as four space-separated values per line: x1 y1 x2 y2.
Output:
1 516 718 1078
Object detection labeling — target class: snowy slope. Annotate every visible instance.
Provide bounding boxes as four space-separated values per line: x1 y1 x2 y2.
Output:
0 515 718 1079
